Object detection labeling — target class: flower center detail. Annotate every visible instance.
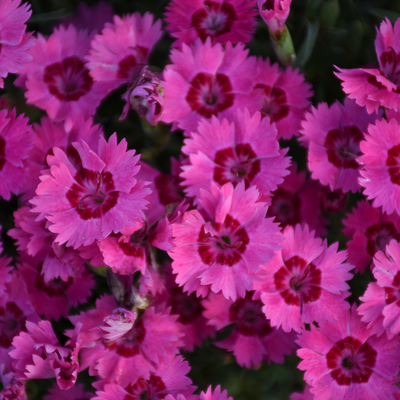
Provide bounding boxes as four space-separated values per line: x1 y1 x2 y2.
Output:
116 46 149 82
169 286 205 324
274 255 322 306
365 222 400 256
0 302 27 348
326 336 377 386
198 214 249 267
66 169 119 220
43 56 93 101
255 84 289 122
324 125 363 169
213 144 261 187
380 47 400 85
124 375 167 400
267 188 302 227
186 72 235 118
382 271 400 306
386 144 400 185
191 1 238 41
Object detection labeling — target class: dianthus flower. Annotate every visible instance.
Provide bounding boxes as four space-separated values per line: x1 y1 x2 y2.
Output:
162 38 260 133
358 239 400 338
165 0 257 47
343 200 400 273
335 18 400 113
86 13 162 91
200 386 233 400
256 224 353 333
297 304 400 400
203 292 296 367
0 109 33 200
23 25 109 121
169 182 282 300
300 98 379 193
253 58 312 140
30 134 150 249
181 109 290 203
258 0 292 35
358 118 400 215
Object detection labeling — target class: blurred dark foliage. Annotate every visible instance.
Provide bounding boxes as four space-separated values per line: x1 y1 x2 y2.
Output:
2 0 400 399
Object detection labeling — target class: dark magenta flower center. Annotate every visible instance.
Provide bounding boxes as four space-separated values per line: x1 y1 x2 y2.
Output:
380 47 400 85
198 214 249 267
0 302 27 348
267 188 302 227
274 255 322 306
192 1 237 41
365 222 400 256
115 318 146 358
116 47 149 82
169 286 205 324
66 169 119 220
386 144 400 185
213 143 261 188
326 336 377 386
255 84 289 122
43 56 93 101
186 72 235 118
324 125 363 169
124 374 167 400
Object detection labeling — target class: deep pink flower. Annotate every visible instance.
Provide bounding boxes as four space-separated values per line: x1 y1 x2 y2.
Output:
335 18 400 113
18 254 94 320
266 163 329 237
258 0 292 34
343 200 400 273
30 134 150 249
0 366 26 400
161 38 260 133
200 386 233 400
23 25 109 121
297 304 400 400
165 0 257 47
86 13 162 91
0 236 12 297
253 58 312 140
92 355 195 400
300 98 379 193
44 383 93 400
358 240 400 338
181 109 290 202
256 224 352 333
0 109 33 200
203 292 296 367
169 182 282 300
358 118 400 215
319 187 347 214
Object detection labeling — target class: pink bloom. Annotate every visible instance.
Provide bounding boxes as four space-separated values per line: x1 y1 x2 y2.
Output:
0 236 12 297
256 224 353 333
297 304 400 400
0 109 33 200
30 134 150 249
92 355 195 400
44 383 93 400
169 182 282 300
23 25 109 121
258 0 292 34
319 187 347 214
0 365 26 400
358 240 400 338
200 386 233 400
267 163 329 237
165 0 257 47
0 273 39 373
335 18 400 113
358 118 400 215
203 292 296 367
161 38 260 133
18 254 94 320
86 13 162 91
181 109 290 202
343 200 400 273
253 58 312 140
300 98 379 193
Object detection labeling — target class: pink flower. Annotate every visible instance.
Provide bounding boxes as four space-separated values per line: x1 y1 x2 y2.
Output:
161 38 260 133
44 383 93 400
86 13 162 91
300 98 379 193
335 18 400 113
203 292 296 368
258 0 292 34
181 109 290 202
165 0 257 47
0 236 12 297
266 163 329 237
253 58 312 140
358 239 400 338
0 109 33 200
200 386 233 400
23 25 109 121
30 134 150 249
297 304 400 400
256 224 353 333
290 385 314 400
169 182 282 300
358 118 400 215
343 200 400 273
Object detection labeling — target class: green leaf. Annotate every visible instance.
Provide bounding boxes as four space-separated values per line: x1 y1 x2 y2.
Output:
295 19 320 68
